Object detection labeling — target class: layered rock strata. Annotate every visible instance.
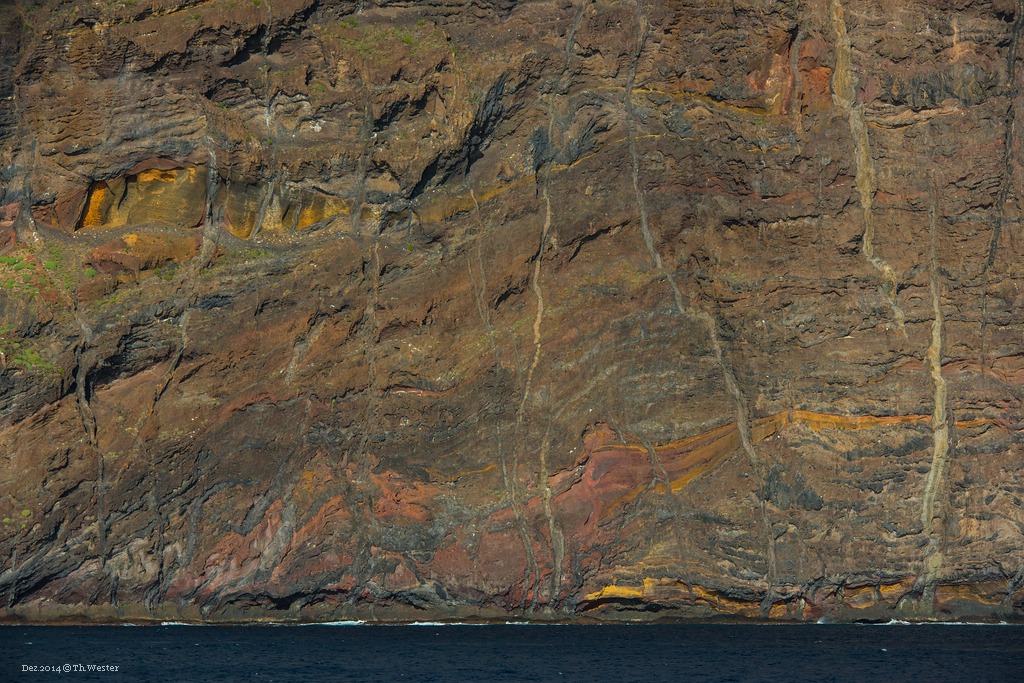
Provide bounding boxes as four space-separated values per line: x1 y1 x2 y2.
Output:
0 0 1022 622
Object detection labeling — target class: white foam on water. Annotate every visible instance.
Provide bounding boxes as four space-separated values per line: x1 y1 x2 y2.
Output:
918 621 1014 626
403 622 497 626
306 621 365 627
856 619 1015 626
405 622 559 626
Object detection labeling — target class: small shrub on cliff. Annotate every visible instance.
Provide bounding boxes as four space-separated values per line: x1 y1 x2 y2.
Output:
41 243 77 294
0 327 58 376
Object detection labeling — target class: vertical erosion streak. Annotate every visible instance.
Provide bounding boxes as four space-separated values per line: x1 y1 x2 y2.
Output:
468 191 500 358
626 0 777 613
14 140 40 243
980 0 1024 373
919 185 951 607
641 440 693 583
8 39 40 243
73 335 104 570
345 241 384 599
153 146 221 406
465 193 536 611
538 423 565 607
565 3 586 64
524 182 566 608
249 174 278 241
830 0 906 333
789 27 807 131
285 315 325 387
350 92 375 235
197 143 222 270
509 181 554 611
260 0 275 133
516 185 551 428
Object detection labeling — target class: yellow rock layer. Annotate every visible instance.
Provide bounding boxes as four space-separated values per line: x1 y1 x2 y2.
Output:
80 183 110 229
79 167 205 231
584 577 1009 618
842 584 878 609
134 168 181 183
935 583 1003 606
878 579 914 601
584 579 768 617
222 184 351 238
583 584 645 601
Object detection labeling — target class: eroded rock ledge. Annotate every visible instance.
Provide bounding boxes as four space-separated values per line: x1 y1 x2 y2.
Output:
0 0 1022 623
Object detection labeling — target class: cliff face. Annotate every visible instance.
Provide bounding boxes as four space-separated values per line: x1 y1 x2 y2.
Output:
0 0 1022 623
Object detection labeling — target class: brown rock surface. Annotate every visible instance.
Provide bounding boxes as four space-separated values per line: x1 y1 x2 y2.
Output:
0 0 1023 623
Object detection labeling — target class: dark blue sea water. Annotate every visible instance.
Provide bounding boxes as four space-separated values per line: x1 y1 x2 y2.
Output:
1 622 1020 682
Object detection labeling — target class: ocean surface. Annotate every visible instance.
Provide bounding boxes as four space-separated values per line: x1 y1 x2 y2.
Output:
1 622 1020 682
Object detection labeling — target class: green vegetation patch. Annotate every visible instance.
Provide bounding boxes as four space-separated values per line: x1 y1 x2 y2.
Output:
0 241 84 299
0 323 60 376
38 241 78 294
0 249 46 297
152 264 179 281
329 20 449 60
208 246 271 271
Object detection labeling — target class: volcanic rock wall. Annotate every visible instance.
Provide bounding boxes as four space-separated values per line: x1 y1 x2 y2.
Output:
0 0 1022 622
